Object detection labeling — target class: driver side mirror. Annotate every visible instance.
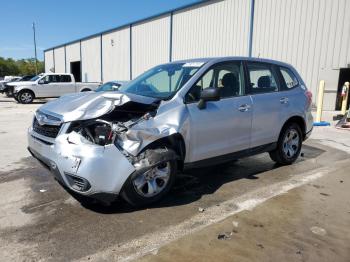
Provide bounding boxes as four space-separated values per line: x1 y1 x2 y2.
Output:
198 88 221 110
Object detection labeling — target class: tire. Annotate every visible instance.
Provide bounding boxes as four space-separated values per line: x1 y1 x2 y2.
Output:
269 123 302 165
18 90 34 104
14 94 19 102
121 148 178 207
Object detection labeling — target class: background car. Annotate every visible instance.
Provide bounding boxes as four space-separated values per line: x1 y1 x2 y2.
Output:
95 81 127 92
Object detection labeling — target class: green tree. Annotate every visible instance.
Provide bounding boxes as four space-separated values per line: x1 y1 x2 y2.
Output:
0 57 44 77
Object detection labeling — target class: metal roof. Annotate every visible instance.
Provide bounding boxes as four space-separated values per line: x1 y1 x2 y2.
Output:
44 0 213 52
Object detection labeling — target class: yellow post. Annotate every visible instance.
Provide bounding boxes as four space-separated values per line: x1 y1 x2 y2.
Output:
341 82 349 115
315 80 325 122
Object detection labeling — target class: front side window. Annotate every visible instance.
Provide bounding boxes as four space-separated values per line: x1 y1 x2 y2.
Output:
247 63 278 94
119 62 203 100
280 67 299 89
185 62 244 103
42 75 60 83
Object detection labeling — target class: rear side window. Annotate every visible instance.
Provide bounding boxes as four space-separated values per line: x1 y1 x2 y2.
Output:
246 63 278 94
60 75 72 82
279 67 299 89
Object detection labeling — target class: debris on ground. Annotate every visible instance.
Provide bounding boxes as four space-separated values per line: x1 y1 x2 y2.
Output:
300 152 304 157
39 189 47 193
256 243 264 249
217 232 232 240
320 192 330 197
310 226 327 236
198 207 205 212
253 224 264 228
232 221 239 228
335 111 350 130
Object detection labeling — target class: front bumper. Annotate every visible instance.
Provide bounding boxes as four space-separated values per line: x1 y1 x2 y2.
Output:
27 128 136 200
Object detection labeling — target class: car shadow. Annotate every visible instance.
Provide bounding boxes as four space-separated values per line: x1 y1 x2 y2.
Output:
0 99 48 104
72 144 325 214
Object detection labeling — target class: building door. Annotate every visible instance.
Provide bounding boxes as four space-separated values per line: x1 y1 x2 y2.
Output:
336 68 350 110
70 61 81 82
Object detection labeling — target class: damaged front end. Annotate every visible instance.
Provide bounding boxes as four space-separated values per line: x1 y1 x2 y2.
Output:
27 91 184 203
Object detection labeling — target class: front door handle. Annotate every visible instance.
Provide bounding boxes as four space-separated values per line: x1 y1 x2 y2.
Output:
238 104 251 112
280 97 289 104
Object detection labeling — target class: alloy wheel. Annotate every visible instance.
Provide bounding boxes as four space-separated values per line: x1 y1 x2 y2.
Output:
20 92 33 103
132 162 171 198
282 129 300 158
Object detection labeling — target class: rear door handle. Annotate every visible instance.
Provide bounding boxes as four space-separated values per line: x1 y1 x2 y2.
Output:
280 97 289 104
238 104 251 112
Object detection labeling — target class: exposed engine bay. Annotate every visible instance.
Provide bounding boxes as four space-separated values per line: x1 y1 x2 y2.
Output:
68 101 159 146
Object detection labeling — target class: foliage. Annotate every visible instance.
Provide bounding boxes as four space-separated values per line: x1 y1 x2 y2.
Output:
0 57 44 77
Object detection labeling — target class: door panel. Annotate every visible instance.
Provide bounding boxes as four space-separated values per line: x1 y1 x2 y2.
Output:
246 62 286 147
58 75 75 95
187 96 252 162
185 61 252 163
37 75 60 97
250 92 283 147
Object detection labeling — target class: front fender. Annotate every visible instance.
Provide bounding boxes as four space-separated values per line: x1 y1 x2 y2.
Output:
117 98 191 158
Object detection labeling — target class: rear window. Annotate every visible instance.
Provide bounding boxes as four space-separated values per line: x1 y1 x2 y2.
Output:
279 67 299 89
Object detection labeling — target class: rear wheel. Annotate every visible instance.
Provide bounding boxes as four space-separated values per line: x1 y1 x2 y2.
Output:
121 148 178 207
18 90 34 104
269 123 302 165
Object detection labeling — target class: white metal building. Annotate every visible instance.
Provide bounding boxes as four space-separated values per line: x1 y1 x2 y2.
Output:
44 0 350 110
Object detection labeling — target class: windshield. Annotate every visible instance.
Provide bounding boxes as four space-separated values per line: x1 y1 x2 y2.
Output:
30 75 41 81
119 62 203 99
95 82 121 92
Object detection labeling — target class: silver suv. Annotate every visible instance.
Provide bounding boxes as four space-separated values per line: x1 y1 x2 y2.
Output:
27 57 313 206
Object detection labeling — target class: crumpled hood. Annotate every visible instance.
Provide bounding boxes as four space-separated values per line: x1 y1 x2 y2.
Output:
9 81 36 87
38 91 159 122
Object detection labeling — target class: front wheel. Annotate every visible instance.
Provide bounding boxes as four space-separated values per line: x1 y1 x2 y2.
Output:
121 148 178 207
18 90 34 104
269 123 302 165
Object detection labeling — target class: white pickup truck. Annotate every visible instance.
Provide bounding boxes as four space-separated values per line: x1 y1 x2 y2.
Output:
12 73 101 104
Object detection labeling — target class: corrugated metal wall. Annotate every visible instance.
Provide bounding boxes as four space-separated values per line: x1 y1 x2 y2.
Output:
172 0 251 60
44 0 350 109
252 0 350 109
65 42 80 74
132 15 171 78
102 27 130 81
53 47 65 73
81 37 101 82
44 50 54 72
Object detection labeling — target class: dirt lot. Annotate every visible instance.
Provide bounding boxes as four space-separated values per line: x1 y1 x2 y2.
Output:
0 96 349 261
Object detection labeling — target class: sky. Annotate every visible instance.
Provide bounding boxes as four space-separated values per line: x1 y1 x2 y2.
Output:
0 0 201 61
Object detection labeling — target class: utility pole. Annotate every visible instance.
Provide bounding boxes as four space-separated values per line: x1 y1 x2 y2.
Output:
32 22 38 75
